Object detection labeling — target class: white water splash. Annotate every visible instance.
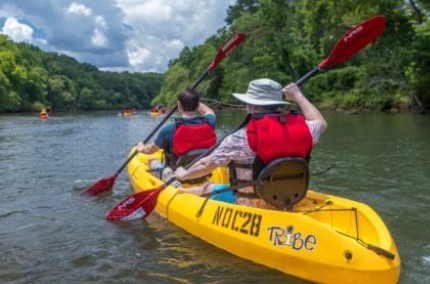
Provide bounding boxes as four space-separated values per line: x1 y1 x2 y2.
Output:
423 256 430 266
72 179 94 191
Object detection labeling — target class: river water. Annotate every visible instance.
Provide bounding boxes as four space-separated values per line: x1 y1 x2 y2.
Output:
0 111 429 283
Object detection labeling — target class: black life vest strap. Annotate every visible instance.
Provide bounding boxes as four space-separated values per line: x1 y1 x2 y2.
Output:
196 180 260 217
164 149 176 168
181 174 212 186
235 191 259 199
228 161 253 185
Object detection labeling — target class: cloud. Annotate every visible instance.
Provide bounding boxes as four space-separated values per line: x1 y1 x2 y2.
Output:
126 36 184 73
91 28 108 47
67 2 92 16
0 0 235 73
1 17 34 43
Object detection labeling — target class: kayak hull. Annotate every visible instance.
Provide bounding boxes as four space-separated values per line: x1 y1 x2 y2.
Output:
127 149 400 283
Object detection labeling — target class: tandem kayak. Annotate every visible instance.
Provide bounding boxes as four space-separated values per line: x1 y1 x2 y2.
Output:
127 149 400 284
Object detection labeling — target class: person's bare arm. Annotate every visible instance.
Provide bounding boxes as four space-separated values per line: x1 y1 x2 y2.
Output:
196 102 215 116
174 156 217 181
136 141 160 154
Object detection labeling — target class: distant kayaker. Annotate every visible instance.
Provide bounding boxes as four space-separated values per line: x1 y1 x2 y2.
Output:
174 78 327 209
137 89 217 182
39 108 49 119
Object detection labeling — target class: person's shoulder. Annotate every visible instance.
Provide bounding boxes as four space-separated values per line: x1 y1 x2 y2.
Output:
222 128 247 144
204 113 216 125
186 115 216 124
155 121 175 147
233 127 247 136
160 122 176 134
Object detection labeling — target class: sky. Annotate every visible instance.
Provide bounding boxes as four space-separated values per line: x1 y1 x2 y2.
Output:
0 0 235 73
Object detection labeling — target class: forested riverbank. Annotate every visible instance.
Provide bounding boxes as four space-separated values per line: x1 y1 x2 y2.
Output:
155 0 430 113
1 0 429 114
0 34 163 113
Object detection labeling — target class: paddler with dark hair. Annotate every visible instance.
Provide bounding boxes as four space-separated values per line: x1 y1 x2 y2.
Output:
137 88 217 184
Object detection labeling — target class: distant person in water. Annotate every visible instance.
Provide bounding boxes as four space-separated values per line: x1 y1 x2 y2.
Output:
40 108 49 118
158 104 167 114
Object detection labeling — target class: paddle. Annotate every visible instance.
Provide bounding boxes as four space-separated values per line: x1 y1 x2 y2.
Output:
295 15 385 86
81 32 246 196
106 16 386 221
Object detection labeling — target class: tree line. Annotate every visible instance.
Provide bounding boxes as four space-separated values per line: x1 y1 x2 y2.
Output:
0 34 163 113
154 0 430 113
1 0 429 113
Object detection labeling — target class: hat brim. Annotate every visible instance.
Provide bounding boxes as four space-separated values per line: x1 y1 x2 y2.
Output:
233 93 292 106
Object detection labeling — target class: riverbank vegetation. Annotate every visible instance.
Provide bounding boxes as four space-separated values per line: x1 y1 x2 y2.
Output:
154 0 430 113
1 0 429 113
0 34 163 113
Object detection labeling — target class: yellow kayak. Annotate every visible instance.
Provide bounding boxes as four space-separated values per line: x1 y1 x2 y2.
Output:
122 111 132 117
127 149 400 284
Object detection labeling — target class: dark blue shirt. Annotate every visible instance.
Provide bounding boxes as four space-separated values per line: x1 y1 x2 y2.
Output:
154 114 216 150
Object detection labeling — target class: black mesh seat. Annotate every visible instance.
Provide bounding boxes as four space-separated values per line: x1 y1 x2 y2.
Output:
175 148 208 168
174 148 212 185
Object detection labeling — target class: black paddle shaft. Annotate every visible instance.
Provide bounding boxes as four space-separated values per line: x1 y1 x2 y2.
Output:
295 67 321 86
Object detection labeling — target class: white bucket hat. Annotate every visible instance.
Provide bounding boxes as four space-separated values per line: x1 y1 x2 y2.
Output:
233 78 292 106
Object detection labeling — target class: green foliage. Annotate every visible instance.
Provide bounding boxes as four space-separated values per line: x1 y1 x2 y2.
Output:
226 0 259 26
0 34 163 113
2 0 430 113
0 89 21 112
405 17 430 107
155 0 430 112
153 64 190 106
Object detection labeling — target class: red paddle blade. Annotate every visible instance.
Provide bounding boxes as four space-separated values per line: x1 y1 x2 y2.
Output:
105 187 163 221
319 16 385 69
207 32 246 71
81 173 118 196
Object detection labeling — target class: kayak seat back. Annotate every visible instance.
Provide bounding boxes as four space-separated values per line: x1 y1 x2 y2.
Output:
175 148 212 185
255 157 309 210
175 148 208 168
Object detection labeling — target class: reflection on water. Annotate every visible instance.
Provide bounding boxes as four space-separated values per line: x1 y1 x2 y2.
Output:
0 111 429 283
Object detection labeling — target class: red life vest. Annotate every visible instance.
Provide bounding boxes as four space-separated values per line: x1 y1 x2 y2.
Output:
172 117 216 157
246 113 312 164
